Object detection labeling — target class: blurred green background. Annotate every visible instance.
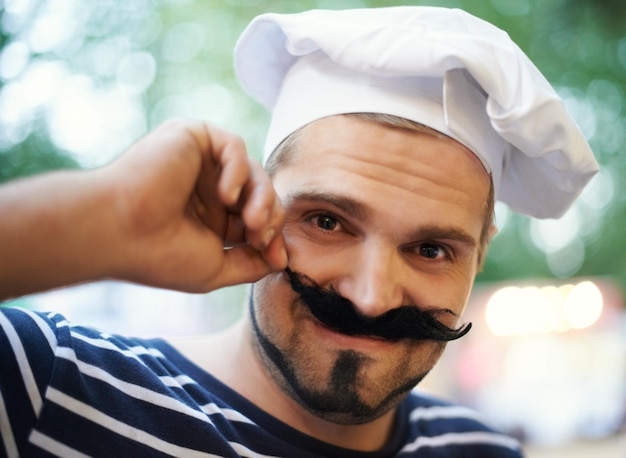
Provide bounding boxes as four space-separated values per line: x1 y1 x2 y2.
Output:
1 0 624 296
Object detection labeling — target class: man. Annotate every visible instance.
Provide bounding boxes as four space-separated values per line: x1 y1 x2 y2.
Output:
0 6 598 457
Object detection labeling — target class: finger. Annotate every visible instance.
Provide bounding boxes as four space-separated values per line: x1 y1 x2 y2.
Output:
211 244 281 288
262 232 289 271
191 124 283 250
223 212 246 247
199 124 252 206
240 159 285 250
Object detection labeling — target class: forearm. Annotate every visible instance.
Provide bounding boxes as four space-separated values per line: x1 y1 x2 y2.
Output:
0 169 123 301
0 121 287 300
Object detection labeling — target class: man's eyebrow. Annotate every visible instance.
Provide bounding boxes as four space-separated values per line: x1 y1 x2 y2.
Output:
282 191 370 219
411 226 478 249
282 191 478 248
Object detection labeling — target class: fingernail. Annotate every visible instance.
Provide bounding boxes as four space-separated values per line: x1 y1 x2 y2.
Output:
263 228 276 247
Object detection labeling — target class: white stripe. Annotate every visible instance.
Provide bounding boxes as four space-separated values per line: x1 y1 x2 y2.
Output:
400 431 521 453
129 345 165 359
70 332 147 366
201 403 255 424
160 374 197 388
20 309 58 351
56 346 213 425
29 430 90 458
230 442 282 458
0 312 43 415
0 387 19 458
409 405 488 423
46 389 223 458
47 315 69 329
70 333 168 368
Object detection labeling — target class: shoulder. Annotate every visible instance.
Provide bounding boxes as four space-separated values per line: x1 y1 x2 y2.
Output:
0 306 64 381
0 307 70 456
0 309 240 456
1 305 64 338
397 390 524 457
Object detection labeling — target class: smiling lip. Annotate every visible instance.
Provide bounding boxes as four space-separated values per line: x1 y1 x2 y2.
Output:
307 316 398 353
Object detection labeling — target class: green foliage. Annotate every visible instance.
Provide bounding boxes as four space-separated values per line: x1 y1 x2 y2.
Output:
0 131 79 184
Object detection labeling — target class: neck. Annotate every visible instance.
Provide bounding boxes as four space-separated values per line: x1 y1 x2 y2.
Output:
171 317 397 451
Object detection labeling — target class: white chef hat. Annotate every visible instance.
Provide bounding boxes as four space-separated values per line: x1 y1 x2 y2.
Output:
234 6 599 218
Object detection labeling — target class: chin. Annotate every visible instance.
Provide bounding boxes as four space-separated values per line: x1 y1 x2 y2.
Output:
276 347 431 425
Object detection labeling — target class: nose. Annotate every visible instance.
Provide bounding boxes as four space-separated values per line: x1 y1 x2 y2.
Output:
334 241 405 318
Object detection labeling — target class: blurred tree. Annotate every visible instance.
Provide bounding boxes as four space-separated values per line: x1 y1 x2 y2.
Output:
0 4 79 182
0 127 79 183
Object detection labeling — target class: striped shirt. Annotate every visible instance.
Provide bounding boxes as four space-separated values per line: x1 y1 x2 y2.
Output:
0 307 523 457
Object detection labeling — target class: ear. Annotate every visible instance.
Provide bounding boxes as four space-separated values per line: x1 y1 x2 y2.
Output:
477 223 498 271
488 223 498 242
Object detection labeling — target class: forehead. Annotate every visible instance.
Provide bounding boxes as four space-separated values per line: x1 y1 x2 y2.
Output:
271 116 490 237
274 116 488 192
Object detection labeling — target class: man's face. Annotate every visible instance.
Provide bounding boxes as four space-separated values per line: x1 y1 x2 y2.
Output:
251 115 491 425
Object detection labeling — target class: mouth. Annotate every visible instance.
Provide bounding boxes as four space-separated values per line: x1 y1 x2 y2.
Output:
304 312 398 353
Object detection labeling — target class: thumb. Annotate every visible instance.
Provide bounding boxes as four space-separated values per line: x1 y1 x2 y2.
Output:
212 244 282 288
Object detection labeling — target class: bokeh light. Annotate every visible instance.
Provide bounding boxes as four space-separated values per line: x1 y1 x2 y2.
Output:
486 280 604 336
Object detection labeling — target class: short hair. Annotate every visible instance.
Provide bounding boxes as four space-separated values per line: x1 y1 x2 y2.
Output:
265 112 495 265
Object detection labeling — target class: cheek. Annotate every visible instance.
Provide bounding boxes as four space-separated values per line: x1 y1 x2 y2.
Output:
252 272 327 351
252 274 295 333
407 341 446 367
281 223 305 253
404 270 476 322
396 341 448 388
282 227 350 281
251 275 342 381
450 267 478 309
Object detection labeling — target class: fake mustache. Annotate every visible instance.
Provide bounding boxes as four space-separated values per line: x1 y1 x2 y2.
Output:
284 267 471 342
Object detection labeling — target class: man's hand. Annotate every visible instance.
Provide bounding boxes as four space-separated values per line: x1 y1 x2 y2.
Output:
0 119 287 300
106 119 287 292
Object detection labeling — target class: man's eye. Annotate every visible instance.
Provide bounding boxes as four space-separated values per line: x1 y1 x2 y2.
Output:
315 215 338 231
419 243 444 259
